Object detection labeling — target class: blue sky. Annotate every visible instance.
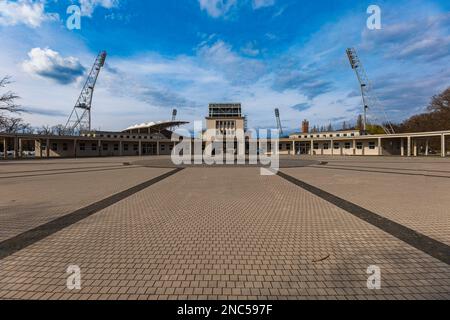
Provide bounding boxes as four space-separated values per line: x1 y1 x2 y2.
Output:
0 0 449 132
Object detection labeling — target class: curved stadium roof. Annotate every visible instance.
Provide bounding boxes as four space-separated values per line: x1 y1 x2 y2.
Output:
123 121 189 132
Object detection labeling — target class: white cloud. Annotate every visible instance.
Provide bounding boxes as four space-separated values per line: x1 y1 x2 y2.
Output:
198 0 237 18
79 0 120 17
241 41 260 56
0 0 56 28
22 48 85 84
252 0 275 10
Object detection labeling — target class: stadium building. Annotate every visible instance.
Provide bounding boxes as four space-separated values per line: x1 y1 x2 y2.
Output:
0 103 449 159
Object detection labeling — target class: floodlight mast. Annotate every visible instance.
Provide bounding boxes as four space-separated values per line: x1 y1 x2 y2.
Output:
275 108 284 137
172 109 177 122
65 51 107 135
346 48 395 135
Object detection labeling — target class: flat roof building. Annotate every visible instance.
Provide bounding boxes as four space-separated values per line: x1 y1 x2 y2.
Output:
0 103 449 159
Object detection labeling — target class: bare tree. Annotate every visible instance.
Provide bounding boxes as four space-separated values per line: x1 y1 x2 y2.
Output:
356 114 364 130
428 87 450 113
327 123 333 132
0 76 28 134
0 76 23 114
38 125 52 135
51 124 67 136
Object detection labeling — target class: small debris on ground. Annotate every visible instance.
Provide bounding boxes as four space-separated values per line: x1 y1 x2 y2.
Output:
312 254 330 263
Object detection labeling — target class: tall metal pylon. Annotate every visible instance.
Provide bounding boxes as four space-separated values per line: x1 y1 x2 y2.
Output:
275 108 284 137
172 109 177 122
65 51 107 134
346 48 395 135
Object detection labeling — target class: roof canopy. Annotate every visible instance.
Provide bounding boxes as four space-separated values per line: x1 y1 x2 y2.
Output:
123 121 189 133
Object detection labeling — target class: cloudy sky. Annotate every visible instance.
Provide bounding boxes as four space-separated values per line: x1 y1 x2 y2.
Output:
0 0 449 132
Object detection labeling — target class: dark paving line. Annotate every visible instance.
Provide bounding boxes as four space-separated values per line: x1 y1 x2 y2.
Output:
314 159 450 165
323 164 450 174
0 165 147 180
309 165 450 179
277 171 450 266
0 164 125 175
0 168 184 260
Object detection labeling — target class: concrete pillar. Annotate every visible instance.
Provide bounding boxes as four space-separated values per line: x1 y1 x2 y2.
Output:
3 138 7 160
291 141 295 155
378 138 383 156
353 139 356 156
98 140 102 157
401 139 405 157
46 138 50 158
139 140 142 157
157 141 160 156
407 137 411 157
13 137 18 159
413 140 418 157
74 140 78 158
425 139 429 156
310 140 314 156
18 138 23 159
39 139 43 158
442 134 446 158
119 141 123 156
331 140 334 156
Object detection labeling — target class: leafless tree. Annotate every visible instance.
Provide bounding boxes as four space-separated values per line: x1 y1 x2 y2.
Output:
0 76 29 134
38 125 52 135
0 76 23 114
51 124 67 136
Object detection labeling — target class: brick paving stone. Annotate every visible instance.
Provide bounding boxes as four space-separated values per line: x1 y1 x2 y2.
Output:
0 157 449 300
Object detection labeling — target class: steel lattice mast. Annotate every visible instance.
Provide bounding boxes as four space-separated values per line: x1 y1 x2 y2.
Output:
172 109 177 122
346 48 395 135
275 108 284 137
65 51 107 134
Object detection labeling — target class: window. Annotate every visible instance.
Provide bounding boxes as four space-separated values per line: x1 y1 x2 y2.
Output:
313 143 319 150
161 144 166 151
334 143 340 149
92 144 97 151
369 142 376 150
124 144 129 151
345 142 351 149
79 143 86 151
63 143 68 151
114 144 119 151
52 143 58 151
357 142 363 150
103 144 108 151
323 143 329 150
133 144 138 151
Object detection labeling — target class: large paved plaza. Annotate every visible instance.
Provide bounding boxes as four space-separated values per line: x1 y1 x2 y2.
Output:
0 156 449 300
